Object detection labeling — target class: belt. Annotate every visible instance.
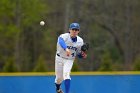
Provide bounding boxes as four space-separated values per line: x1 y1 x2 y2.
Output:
57 54 68 59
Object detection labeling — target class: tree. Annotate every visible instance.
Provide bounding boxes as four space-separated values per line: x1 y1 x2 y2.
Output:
99 51 113 71
3 58 19 72
33 55 47 72
133 55 140 71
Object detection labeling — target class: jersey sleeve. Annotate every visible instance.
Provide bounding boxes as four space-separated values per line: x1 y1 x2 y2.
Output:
58 37 67 50
57 33 69 50
59 33 69 41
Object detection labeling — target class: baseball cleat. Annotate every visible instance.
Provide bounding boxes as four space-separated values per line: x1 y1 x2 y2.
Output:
56 89 64 93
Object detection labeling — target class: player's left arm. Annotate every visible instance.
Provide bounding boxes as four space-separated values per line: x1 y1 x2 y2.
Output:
77 43 89 59
77 51 87 58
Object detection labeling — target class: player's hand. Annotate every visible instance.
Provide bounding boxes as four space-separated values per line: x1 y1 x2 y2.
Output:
66 48 71 56
81 51 87 58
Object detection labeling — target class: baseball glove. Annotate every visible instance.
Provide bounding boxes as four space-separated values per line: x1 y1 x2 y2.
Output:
81 43 89 52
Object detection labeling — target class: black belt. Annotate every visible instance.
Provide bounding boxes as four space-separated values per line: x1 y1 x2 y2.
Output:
57 54 61 57
57 54 68 59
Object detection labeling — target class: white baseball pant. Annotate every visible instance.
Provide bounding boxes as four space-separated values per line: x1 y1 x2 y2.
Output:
55 55 74 84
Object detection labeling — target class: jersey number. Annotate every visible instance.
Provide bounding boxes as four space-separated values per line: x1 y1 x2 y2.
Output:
71 53 75 57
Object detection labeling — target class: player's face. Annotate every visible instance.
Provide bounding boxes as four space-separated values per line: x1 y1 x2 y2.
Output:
69 28 80 37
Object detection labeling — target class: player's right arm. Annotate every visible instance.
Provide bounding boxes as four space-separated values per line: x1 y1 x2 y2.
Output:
58 37 67 50
58 37 71 56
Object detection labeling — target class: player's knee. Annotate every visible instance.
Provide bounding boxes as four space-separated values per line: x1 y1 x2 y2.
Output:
63 72 71 79
55 78 63 84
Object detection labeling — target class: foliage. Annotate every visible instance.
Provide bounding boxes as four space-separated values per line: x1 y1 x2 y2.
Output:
0 0 140 71
33 55 47 72
3 58 19 72
133 56 140 71
98 51 113 71
71 60 79 72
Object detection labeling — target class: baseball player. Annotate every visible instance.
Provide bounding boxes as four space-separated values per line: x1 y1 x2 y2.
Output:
54 23 88 93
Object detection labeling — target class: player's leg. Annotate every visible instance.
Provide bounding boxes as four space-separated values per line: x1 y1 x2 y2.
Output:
63 59 74 93
64 79 71 93
55 56 64 92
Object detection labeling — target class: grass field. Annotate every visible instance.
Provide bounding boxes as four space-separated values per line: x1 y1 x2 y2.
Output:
0 71 140 76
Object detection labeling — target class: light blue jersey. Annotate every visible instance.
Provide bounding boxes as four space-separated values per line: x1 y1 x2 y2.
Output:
56 33 83 60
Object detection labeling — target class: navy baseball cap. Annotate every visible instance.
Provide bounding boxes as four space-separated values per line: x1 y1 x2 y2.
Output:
69 23 80 30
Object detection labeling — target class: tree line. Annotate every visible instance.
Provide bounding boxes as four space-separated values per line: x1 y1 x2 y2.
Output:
0 0 140 72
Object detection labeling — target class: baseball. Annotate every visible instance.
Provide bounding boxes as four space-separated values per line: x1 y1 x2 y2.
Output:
40 21 45 26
